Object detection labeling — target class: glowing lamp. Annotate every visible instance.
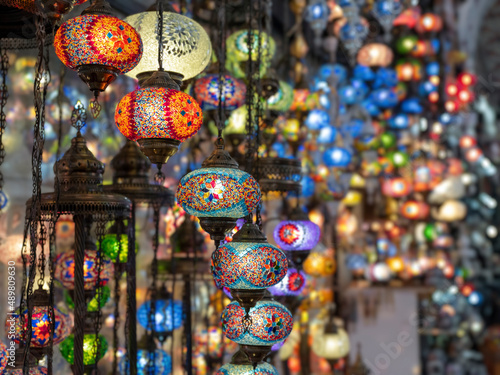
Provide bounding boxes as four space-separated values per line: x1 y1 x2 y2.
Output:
273 219 320 252
267 80 294 112
115 80 203 165
429 75 440 85
54 1 143 97
366 262 391 282
222 299 293 347
396 62 415 81
323 147 352 167
388 114 409 129
0 340 6 373
468 291 483 306
137 299 183 334
458 72 476 86
465 148 482 163
305 109 330 130
55 250 112 290
401 200 430 220
461 284 474 297
100 234 138 264
432 199 467 222
458 90 473 103
311 322 350 360
134 349 172 375
215 351 278 375
446 83 458 96
303 252 334 277
212 223 288 308
357 43 393 67
428 92 439 103
382 178 411 198
60 334 108 366
194 74 246 111
395 35 418 54
124 11 211 81
387 256 405 273
6 305 71 347
389 151 410 167
459 135 477 149
269 267 307 297
65 286 111 312
417 13 443 33
445 100 458 113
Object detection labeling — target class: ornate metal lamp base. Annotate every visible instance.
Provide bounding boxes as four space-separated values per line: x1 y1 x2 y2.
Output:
77 64 119 94
230 288 266 312
199 217 238 242
290 249 311 270
137 138 181 166
256 157 302 193
240 344 272 365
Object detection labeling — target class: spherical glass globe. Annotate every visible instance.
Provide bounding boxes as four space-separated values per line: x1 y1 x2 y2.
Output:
215 360 278 375
137 299 183 333
273 220 320 251
312 326 350 360
60 334 108 366
0 340 7 373
135 349 172 375
268 267 307 296
194 74 246 111
125 11 212 81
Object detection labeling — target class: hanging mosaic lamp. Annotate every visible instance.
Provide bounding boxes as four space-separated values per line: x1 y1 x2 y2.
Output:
268 263 307 297
267 80 294 112
54 0 143 111
4 367 49 375
60 333 108 367
119 335 172 374
115 71 203 167
215 350 278 375
0 340 7 373
6 287 71 348
100 232 138 266
194 74 246 112
212 222 288 310
64 285 111 312
311 319 350 361
221 296 293 364
177 138 261 242
273 207 321 268
137 297 183 341
125 8 212 84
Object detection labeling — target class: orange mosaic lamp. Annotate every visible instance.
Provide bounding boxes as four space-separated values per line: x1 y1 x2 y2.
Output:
54 0 142 115
115 71 203 167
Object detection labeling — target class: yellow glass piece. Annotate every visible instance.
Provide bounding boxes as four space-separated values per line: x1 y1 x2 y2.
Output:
125 11 212 80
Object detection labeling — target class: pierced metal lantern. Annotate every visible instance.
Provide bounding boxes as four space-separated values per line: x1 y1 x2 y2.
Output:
54 0 142 101
177 138 261 242
221 296 293 364
255 157 302 194
115 71 203 166
212 223 288 310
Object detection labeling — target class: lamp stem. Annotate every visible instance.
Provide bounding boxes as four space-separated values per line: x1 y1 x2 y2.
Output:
127 204 138 375
183 273 193 375
73 214 87 375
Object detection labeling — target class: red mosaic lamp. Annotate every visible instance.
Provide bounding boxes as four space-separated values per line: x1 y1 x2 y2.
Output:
54 0 143 116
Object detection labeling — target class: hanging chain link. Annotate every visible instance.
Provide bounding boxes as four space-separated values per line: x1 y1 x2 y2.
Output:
0 47 9 207
94 215 108 372
255 0 264 230
112 218 123 375
216 0 227 138
244 1 255 172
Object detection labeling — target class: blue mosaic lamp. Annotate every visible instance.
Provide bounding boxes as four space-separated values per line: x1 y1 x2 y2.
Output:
221 295 293 364
137 298 183 342
215 350 278 375
212 223 288 310
136 348 172 375
177 138 261 243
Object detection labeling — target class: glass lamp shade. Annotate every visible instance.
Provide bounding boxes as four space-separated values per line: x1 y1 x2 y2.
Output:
115 87 203 142
268 267 306 296
225 29 275 63
305 109 330 130
124 11 212 80
382 178 412 198
273 220 320 251
5 368 48 375
177 168 260 218
215 361 278 375
365 262 391 282
222 300 293 346
290 89 320 111
401 200 430 220
194 74 246 111
136 349 172 375
357 43 393 67
323 147 352 168
195 326 238 358
60 334 108 366
54 250 112 290
0 340 7 373
65 285 111 312
432 200 467 222
100 234 138 263
54 14 143 74
6 306 71 347
311 327 350 360
267 80 294 112
211 242 287 290
137 299 183 333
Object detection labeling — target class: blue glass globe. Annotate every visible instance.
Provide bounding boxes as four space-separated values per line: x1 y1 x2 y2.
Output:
426 62 440 76
373 68 398 88
341 119 364 138
351 79 369 101
419 81 437 96
339 85 358 105
305 109 330 130
323 147 352 167
121 349 172 375
318 64 347 84
317 125 337 144
290 176 315 198
439 113 453 125
345 253 368 270
362 99 381 116
354 65 375 81
401 97 423 114
370 89 398 108
137 299 183 333
388 114 410 129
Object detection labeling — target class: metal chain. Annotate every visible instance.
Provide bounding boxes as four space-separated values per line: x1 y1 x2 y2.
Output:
37 222 46 288
216 0 227 138
244 1 255 172
47 218 57 374
0 47 9 204
24 10 48 372
112 219 123 375
255 0 264 229
94 215 108 372
157 0 164 71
